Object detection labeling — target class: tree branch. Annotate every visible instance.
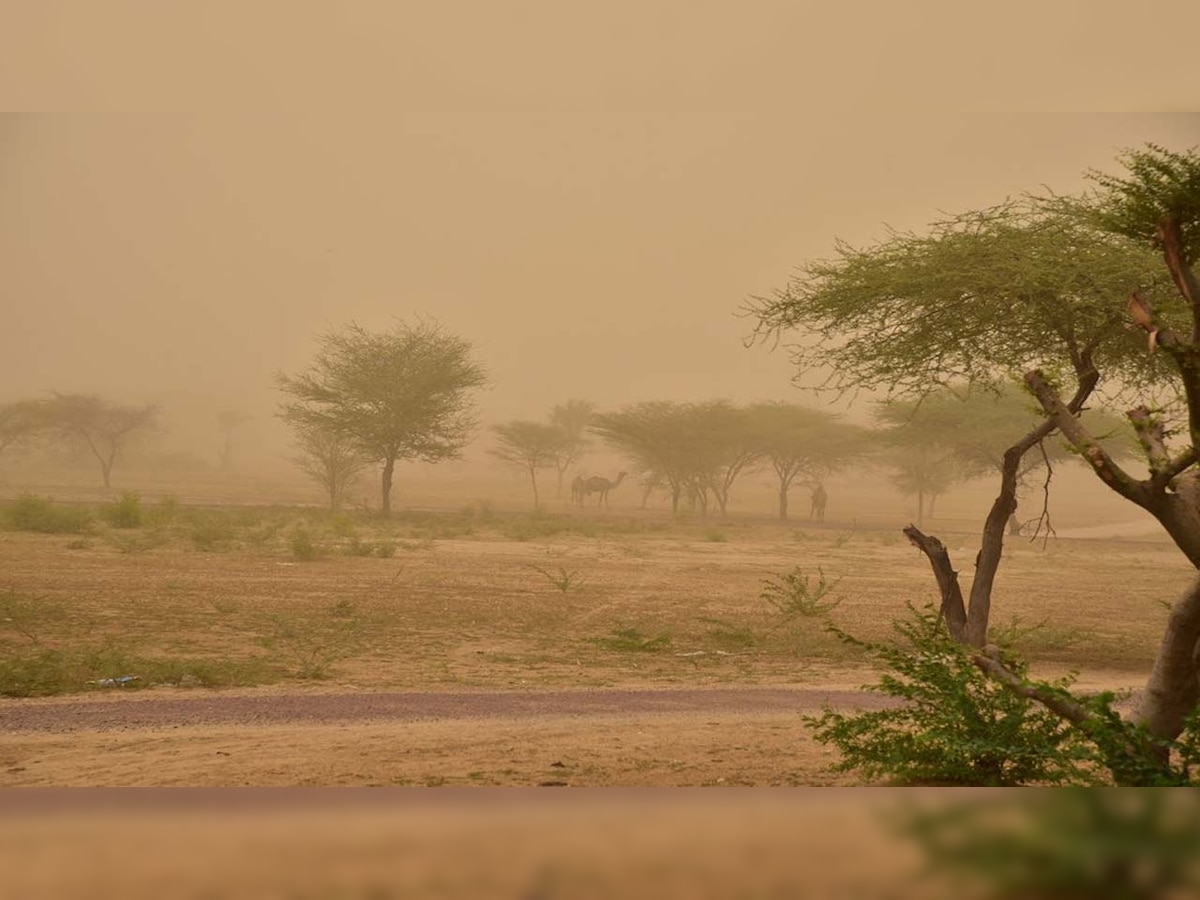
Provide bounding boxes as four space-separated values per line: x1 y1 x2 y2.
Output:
902 525 967 642
1024 370 1148 506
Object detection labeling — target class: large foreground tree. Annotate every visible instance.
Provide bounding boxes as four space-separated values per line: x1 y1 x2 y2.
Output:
278 321 486 516
751 196 1164 647
754 145 1200 782
1021 145 1200 762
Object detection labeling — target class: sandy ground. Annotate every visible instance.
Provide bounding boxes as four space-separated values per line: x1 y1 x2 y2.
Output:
1 686 896 787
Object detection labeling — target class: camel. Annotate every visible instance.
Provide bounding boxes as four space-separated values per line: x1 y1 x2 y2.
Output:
570 475 587 507
809 482 828 522
578 472 627 508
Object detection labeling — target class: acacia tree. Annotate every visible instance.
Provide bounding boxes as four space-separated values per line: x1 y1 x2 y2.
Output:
37 393 158 488
746 402 866 520
591 402 709 515
547 399 595 496
278 321 486 516
291 422 371 511
490 420 564 508
1015 145 1200 765
752 197 1164 647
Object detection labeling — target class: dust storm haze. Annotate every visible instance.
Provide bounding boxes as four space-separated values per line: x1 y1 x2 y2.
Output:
2 5 1199 496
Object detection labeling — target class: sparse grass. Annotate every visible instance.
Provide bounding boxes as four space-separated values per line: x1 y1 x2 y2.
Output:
0 498 1188 699
530 565 586 594
703 529 729 543
589 627 673 653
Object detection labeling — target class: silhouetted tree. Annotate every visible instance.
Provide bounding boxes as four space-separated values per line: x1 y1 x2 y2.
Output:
745 402 866 521
278 320 486 516
548 399 595 495
290 421 371 511
490 420 564 508
37 393 158 488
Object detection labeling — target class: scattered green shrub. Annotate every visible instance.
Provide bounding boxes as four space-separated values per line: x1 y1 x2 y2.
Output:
290 529 321 560
5 494 92 534
189 513 237 551
101 491 144 528
806 606 1092 786
760 565 841 618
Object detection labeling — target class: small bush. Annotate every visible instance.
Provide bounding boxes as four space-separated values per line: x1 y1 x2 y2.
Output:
290 528 321 560
806 606 1091 786
6 494 92 534
101 491 144 528
189 513 237 552
760 566 841 618
703 529 728 543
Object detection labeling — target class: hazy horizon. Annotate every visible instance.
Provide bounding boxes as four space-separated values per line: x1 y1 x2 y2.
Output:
5 115 1199 459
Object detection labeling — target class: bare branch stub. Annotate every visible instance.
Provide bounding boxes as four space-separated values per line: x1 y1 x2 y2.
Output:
903 524 967 642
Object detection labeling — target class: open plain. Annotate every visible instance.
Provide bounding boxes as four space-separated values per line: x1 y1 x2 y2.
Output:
0 469 1189 789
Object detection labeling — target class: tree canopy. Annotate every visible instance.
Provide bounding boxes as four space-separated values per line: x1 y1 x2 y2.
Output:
35 393 158 488
490 420 564 509
278 321 486 515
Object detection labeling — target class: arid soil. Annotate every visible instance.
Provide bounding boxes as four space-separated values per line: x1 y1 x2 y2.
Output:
0 482 1188 787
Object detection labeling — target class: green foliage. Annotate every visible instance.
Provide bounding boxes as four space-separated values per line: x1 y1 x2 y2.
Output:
1084 143 1200 266
188 512 237 551
806 606 1091 785
760 566 841 618
101 491 144 528
5 494 92 534
260 611 362 679
899 790 1200 899
749 198 1168 399
289 528 321 560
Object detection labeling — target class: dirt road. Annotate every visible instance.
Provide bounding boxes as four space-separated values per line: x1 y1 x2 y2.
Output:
1 686 895 733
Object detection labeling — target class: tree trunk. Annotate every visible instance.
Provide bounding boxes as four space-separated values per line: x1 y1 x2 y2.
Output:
1007 510 1022 536
529 465 540 509
917 487 926 526
381 457 396 517
964 446 1023 647
903 525 968 642
778 483 789 521
1132 576 1200 751
928 492 937 519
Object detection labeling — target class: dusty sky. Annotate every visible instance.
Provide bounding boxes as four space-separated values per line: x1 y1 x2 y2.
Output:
3 5 1199 457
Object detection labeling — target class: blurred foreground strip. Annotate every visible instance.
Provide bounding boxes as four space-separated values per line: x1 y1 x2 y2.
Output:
5 789 918 899
7 789 1194 899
